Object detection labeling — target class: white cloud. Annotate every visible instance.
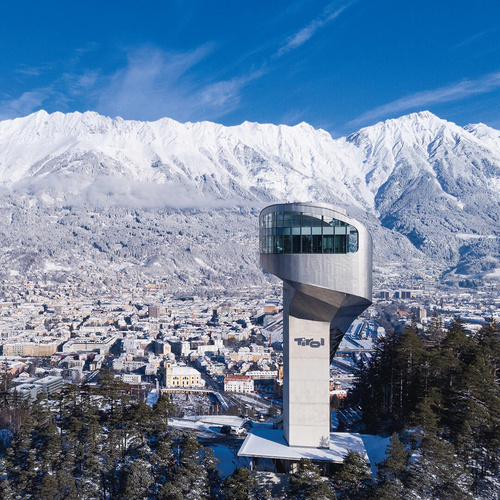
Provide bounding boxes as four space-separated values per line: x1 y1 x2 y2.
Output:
0 90 50 120
75 177 236 209
277 1 354 56
15 67 44 77
451 29 494 51
0 43 261 124
94 46 256 122
14 173 236 209
348 70 500 128
278 108 310 126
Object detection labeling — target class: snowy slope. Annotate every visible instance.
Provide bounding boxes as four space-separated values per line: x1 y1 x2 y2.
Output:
0 111 371 209
0 110 498 287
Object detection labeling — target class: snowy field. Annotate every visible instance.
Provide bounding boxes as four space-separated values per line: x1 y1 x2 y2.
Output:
169 415 251 477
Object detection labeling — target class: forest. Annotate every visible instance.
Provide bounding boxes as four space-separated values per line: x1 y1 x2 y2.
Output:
350 318 500 499
1 319 499 499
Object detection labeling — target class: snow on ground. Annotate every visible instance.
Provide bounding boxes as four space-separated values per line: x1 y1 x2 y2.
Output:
210 443 251 478
194 257 216 272
169 415 250 477
169 415 247 436
239 425 367 463
169 417 209 433
44 261 71 272
360 434 391 476
239 425 391 477
232 394 270 412
170 416 390 478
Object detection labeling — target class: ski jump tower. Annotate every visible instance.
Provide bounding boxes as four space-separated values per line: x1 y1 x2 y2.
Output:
260 202 372 448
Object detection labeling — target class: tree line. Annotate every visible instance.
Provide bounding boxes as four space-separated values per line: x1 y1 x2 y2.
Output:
349 318 500 499
0 371 234 499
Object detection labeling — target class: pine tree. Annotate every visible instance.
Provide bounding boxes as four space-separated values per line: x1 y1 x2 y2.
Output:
159 433 210 500
53 468 78 500
425 313 446 345
393 326 426 427
223 467 258 500
201 445 222 500
154 393 176 423
371 480 405 500
0 368 12 408
38 471 59 500
98 369 126 413
349 319 500 499
121 458 154 500
353 331 400 432
129 400 154 447
410 387 441 437
150 430 175 493
334 450 372 500
5 412 37 496
69 384 101 499
373 433 409 499
377 432 408 482
32 421 63 497
407 435 473 500
289 458 335 499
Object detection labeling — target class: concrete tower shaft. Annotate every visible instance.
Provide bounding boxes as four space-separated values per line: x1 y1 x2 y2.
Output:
259 202 372 448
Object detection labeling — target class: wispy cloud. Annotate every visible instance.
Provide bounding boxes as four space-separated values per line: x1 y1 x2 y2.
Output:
451 29 495 51
95 45 259 122
0 2 355 124
62 70 100 97
15 66 45 77
279 108 308 126
348 70 500 128
92 2 357 123
277 0 355 56
0 43 262 123
0 89 50 120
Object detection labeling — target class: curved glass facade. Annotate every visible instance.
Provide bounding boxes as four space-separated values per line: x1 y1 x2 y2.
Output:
260 210 358 254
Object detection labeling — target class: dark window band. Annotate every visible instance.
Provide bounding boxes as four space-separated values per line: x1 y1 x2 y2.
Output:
259 211 358 254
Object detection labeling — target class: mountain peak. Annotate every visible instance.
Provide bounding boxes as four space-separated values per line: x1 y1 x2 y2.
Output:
0 109 498 286
347 110 461 148
383 110 450 129
405 110 437 120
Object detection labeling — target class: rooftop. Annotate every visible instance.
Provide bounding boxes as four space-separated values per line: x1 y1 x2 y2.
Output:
225 374 252 381
170 366 200 375
238 426 366 463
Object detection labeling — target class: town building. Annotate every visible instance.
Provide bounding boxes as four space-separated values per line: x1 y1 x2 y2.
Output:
2 341 59 357
224 374 255 393
164 362 204 388
33 375 64 396
62 334 117 354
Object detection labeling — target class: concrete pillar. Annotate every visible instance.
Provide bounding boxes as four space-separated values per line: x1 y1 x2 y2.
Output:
283 283 331 448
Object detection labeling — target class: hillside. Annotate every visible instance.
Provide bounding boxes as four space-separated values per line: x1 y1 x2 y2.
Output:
0 110 498 289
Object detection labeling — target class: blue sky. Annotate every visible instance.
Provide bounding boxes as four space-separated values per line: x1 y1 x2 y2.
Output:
0 0 499 136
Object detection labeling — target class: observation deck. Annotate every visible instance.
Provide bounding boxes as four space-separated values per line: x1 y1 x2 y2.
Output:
259 202 372 448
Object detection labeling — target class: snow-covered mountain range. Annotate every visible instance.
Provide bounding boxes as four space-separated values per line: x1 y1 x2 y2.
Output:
0 110 499 290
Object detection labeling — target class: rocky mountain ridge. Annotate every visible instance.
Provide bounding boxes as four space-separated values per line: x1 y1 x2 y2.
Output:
0 110 498 290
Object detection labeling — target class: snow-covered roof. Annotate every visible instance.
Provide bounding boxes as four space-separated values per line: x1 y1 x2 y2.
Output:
170 366 200 376
238 426 366 463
